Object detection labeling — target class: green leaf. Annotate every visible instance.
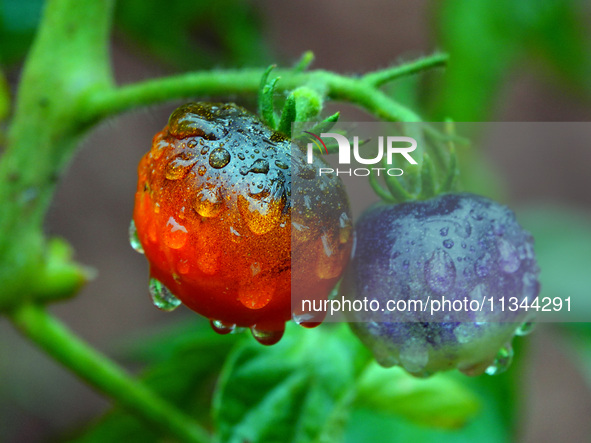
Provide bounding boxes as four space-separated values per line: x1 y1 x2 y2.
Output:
355 363 480 429
277 93 297 138
213 323 371 443
345 405 509 443
293 51 315 72
258 65 278 129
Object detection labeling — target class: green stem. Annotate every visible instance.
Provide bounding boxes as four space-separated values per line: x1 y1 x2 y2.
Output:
0 0 114 306
362 53 449 87
82 69 422 124
8 303 211 443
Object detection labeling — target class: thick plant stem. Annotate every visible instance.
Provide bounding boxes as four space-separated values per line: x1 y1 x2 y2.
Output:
8 303 211 443
0 0 114 307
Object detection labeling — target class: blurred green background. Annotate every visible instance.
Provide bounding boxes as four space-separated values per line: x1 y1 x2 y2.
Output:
1 0 591 442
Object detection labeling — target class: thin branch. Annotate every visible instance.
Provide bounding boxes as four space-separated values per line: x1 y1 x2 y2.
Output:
362 53 449 88
8 303 211 443
81 69 422 125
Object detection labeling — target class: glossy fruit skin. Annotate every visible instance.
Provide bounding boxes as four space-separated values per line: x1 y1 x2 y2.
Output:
339 193 540 376
133 103 352 341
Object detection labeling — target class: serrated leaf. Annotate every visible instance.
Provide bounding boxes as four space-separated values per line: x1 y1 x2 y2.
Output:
213 324 370 443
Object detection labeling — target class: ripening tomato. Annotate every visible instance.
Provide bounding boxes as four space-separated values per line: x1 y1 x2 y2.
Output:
131 103 352 344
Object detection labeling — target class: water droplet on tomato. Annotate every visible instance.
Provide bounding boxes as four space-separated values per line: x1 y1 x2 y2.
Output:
497 238 520 273
251 325 284 345
148 278 181 311
250 159 269 174
292 310 326 328
194 187 223 217
275 159 289 169
210 319 236 335
237 194 283 235
177 259 190 274
163 216 188 249
424 250 456 294
166 153 197 180
474 252 492 277
238 280 274 310
516 321 535 336
209 148 231 169
485 344 514 375
399 338 429 374
128 220 144 254
443 239 454 249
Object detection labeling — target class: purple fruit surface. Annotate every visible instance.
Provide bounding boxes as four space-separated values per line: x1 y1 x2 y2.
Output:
340 193 540 376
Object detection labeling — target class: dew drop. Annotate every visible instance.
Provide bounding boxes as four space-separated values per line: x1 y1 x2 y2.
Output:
424 250 456 294
522 272 540 301
250 159 270 174
516 321 535 336
440 227 449 236
497 238 520 273
195 226 221 275
251 325 284 346
443 239 454 249
454 220 472 239
238 279 274 310
200 146 210 155
128 220 144 254
164 216 188 249
187 139 197 148
470 209 484 221
194 187 223 217
177 259 190 274
151 133 168 159
275 159 289 169
316 235 344 279
292 311 325 328
399 338 429 373
485 345 514 375
210 319 236 335
237 152 245 160
454 323 475 344
165 153 197 180
168 104 225 139
148 278 181 311
209 148 231 169
237 194 283 235
474 253 492 277
339 213 352 244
